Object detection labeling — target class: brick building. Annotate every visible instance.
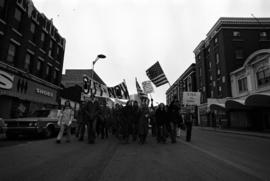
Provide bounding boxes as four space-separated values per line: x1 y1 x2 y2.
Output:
193 17 270 127
0 0 65 118
166 63 197 105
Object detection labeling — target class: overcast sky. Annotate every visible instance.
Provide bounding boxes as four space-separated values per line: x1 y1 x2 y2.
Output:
33 0 270 105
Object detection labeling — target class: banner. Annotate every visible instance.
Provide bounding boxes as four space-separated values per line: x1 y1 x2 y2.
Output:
182 92 201 106
142 80 154 94
82 75 129 100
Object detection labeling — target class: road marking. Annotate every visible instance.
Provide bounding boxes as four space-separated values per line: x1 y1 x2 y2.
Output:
178 139 267 181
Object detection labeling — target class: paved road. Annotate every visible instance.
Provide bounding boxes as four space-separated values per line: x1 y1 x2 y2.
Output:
0 128 269 181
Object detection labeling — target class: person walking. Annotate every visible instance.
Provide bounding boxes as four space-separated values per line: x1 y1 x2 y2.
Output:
168 98 181 143
85 95 100 144
138 100 149 144
131 101 140 141
155 103 167 143
185 112 193 142
56 100 74 143
77 101 87 141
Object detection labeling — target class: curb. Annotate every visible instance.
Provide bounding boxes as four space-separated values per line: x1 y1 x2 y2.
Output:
197 127 270 139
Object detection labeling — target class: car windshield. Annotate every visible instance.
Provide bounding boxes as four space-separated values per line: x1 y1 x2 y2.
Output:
30 110 51 117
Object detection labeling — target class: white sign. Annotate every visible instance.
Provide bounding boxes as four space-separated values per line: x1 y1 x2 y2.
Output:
36 88 54 97
142 81 154 94
182 92 201 106
0 70 14 90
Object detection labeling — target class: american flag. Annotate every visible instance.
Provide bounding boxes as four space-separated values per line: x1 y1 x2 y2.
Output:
146 61 169 87
136 78 148 99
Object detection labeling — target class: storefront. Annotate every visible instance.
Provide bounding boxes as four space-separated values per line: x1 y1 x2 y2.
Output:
0 68 59 118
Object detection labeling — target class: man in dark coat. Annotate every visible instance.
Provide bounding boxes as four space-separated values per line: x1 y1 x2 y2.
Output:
155 103 167 143
138 100 149 144
185 113 193 142
77 101 87 141
168 98 181 143
85 95 100 144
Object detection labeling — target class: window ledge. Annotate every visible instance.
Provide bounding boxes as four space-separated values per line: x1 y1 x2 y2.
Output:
232 38 244 42
0 18 6 25
28 40 36 47
39 48 46 54
12 28 23 37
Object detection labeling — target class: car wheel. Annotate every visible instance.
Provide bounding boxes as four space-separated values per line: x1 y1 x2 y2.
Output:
45 126 54 138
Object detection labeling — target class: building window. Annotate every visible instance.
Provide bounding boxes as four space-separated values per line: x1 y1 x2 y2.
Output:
222 76 226 83
187 76 192 91
40 32 46 50
235 49 243 59
7 43 17 63
209 61 212 69
214 37 218 44
46 64 52 81
30 22 35 33
48 40 53 57
14 8 22 21
199 67 202 76
14 8 22 30
24 53 32 72
218 86 222 96
0 0 6 19
259 32 268 40
215 53 219 64
238 77 248 93
36 60 43 77
0 0 5 7
211 90 214 98
257 67 270 87
233 31 240 37
210 75 212 81
29 22 36 42
217 68 221 76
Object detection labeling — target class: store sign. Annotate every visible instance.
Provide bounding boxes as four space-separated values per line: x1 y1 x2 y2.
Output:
182 92 201 106
142 80 154 94
0 70 14 90
36 88 54 97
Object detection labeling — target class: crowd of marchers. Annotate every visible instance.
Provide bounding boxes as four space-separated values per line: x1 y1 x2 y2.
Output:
55 96 194 144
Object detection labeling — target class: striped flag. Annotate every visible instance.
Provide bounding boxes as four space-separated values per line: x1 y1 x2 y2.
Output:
146 61 169 87
136 78 148 99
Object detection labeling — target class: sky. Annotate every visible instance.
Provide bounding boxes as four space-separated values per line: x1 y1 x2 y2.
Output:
33 0 270 105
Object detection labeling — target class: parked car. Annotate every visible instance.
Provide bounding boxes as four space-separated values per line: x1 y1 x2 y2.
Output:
4 109 62 139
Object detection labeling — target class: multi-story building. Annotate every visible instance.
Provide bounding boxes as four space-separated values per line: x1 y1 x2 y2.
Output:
229 49 270 130
0 0 66 118
193 17 270 126
166 63 197 105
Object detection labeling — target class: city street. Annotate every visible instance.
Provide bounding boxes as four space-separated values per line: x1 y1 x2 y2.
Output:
0 128 270 181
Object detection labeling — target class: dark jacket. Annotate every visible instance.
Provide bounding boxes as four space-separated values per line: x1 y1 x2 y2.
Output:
138 107 149 135
155 108 167 126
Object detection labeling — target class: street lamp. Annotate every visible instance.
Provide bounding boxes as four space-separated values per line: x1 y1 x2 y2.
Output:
91 54 106 96
92 54 106 79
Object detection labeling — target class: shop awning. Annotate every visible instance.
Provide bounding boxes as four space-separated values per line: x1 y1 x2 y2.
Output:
225 99 247 110
209 103 226 111
245 93 270 108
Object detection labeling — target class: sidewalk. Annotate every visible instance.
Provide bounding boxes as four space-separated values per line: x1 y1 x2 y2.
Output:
196 126 270 139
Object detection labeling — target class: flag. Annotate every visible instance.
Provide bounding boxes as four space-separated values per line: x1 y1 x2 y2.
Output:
136 78 148 99
146 61 169 87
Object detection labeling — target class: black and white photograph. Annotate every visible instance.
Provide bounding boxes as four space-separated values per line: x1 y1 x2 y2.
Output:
0 0 270 180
